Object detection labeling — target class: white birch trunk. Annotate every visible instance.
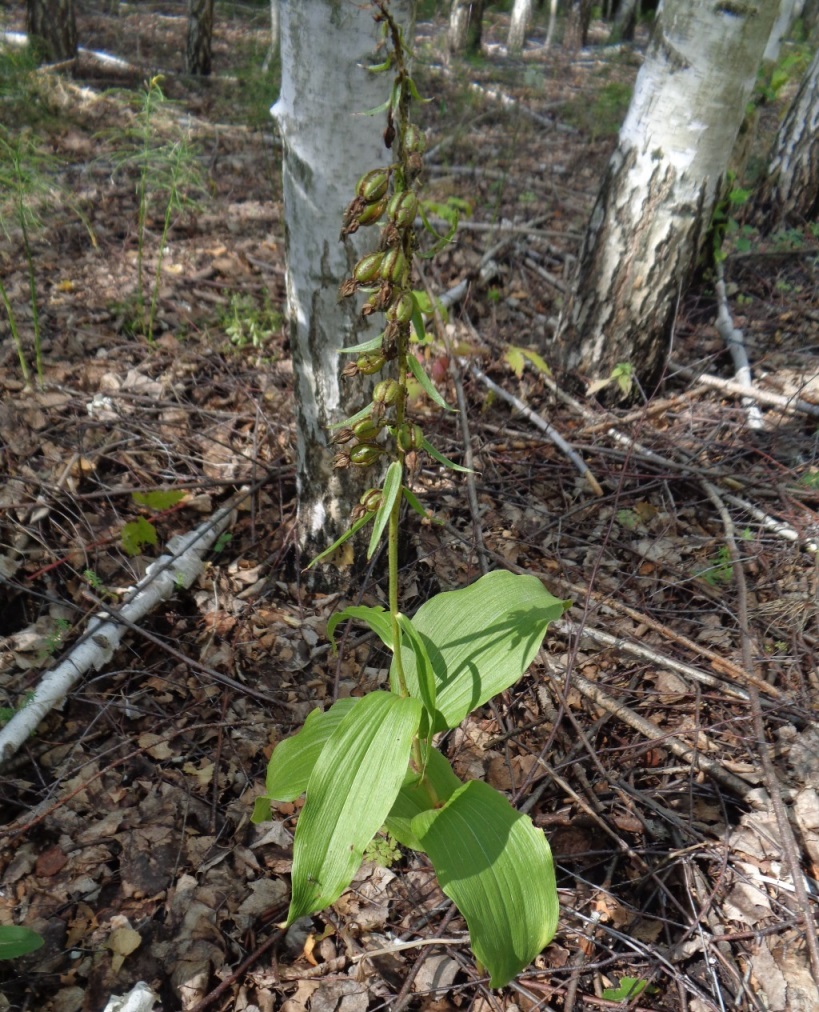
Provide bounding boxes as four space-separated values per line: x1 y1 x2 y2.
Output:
544 0 558 49
764 0 804 63
556 0 778 395
273 0 413 575
508 0 534 52
262 0 280 72
755 45 819 229
449 0 469 52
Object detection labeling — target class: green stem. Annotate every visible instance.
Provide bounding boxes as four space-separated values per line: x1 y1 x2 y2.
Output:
0 277 30 386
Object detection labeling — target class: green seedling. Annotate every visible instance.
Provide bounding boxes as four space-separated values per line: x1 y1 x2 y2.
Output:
252 2 568 988
109 77 205 342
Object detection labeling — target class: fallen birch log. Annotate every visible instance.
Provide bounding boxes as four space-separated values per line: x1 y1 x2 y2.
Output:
0 494 242 766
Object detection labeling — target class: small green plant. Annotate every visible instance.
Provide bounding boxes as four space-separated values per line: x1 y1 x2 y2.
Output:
0 127 59 383
40 618 71 659
111 77 205 343
0 691 34 726
220 293 282 350
563 80 632 141
0 925 44 960
602 976 657 1001
363 830 402 868
586 361 634 400
121 488 186 556
697 544 734 586
252 4 567 988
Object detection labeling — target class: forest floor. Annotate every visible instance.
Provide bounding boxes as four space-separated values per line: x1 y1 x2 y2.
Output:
2 3 819 1011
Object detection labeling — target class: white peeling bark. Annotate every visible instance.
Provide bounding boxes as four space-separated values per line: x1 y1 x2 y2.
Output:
273 0 414 575
508 0 533 52
557 0 778 394
0 498 238 765
755 45 819 229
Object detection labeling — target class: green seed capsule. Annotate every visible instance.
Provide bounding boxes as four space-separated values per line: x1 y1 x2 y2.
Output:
405 125 426 154
356 352 386 375
395 424 423 451
387 190 418 229
373 379 402 405
350 443 383 466
353 418 382 441
358 197 388 226
356 168 390 203
386 291 414 325
354 252 385 284
380 247 407 283
360 488 383 512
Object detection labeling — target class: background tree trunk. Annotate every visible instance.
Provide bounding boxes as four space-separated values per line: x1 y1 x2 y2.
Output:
544 0 558 48
262 0 280 72
753 46 819 230
186 0 214 75
563 0 592 51
555 0 778 396
448 0 484 54
764 0 804 63
26 0 77 64
607 0 639 43
508 0 534 52
273 0 414 580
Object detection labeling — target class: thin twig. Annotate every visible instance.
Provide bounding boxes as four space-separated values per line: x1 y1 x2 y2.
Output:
469 362 604 495
670 361 819 418
714 260 763 430
561 662 756 798
702 480 819 981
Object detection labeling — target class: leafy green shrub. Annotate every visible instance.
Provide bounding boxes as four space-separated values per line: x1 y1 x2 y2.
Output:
252 2 568 987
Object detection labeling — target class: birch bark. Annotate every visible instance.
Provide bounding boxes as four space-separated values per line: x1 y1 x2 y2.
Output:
556 0 778 395
754 45 819 229
508 0 534 52
273 0 414 576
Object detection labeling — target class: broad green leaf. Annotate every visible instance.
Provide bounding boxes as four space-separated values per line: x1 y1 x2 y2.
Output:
328 403 373 431
338 333 384 355
392 571 570 732
385 744 462 850
327 605 392 653
258 698 359 807
0 925 44 961
421 437 472 473
368 461 402 559
407 355 454 411
307 512 373 568
396 613 436 721
412 779 558 988
288 691 422 923
132 489 186 510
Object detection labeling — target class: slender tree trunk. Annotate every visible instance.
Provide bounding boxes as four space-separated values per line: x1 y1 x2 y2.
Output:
544 0 558 49
262 0 280 72
508 0 534 52
753 46 819 230
764 0 804 63
555 0 778 397
26 0 77 64
608 0 638 43
186 0 214 76
273 0 414 580
564 0 592 51
449 0 484 54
